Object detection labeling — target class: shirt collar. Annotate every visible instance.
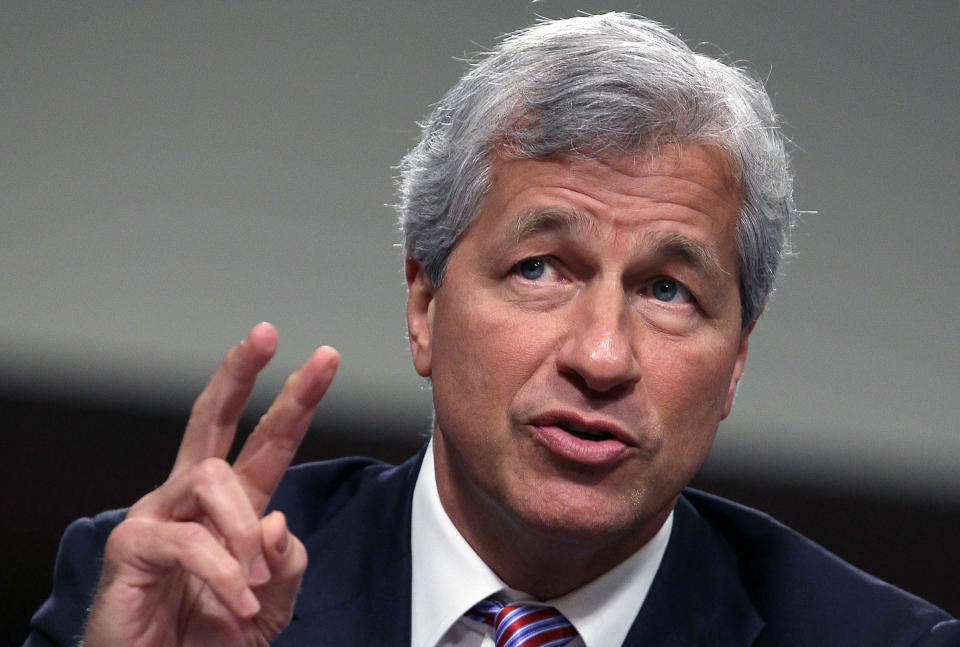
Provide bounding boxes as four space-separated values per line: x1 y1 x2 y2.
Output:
410 437 673 647
549 509 672 647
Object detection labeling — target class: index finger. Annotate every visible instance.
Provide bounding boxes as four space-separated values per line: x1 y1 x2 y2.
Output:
171 322 279 479
233 345 340 514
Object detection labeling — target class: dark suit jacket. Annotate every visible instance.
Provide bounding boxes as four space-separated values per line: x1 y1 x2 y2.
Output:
26 449 959 646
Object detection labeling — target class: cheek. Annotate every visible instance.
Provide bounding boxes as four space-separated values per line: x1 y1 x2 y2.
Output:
642 337 738 431
430 296 541 415
429 298 552 475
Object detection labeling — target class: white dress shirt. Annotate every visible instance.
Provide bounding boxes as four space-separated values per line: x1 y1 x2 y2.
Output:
410 439 673 647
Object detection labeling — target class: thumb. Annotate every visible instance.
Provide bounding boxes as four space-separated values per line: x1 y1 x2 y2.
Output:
252 511 308 635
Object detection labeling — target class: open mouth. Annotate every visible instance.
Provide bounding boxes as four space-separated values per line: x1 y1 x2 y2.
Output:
555 420 615 442
528 415 633 465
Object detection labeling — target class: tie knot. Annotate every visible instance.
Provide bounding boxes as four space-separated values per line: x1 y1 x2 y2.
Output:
466 596 579 647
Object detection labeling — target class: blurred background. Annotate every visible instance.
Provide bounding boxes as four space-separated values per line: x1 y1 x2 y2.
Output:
3 1 957 642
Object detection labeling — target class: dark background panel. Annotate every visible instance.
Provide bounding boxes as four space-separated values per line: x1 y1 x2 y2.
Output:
4 3 958 646
4 394 957 645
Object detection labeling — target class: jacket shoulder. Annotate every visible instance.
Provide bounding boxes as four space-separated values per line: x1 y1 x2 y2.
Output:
681 488 958 645
26 509 126 647
269 455 396 535
25 455 408 647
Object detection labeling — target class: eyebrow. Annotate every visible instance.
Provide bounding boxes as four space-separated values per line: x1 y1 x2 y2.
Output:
511 207 732 288
642 230 731 286
512 208 597 242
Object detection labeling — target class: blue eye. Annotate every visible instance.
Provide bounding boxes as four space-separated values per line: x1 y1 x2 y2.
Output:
518 258 546 280
652 278 683 302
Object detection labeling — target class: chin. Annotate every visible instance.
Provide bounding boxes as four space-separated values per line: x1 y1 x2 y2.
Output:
508 478 670 545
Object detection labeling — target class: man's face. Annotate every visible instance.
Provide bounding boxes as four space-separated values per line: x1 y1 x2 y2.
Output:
407 144 750 565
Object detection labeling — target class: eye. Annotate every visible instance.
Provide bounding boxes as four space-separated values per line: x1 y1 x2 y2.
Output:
514 257 561 282
650 278 693 303
518 258 546 280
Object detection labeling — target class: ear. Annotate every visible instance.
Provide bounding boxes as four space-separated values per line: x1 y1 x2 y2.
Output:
721 319 756 419
406 256 435 377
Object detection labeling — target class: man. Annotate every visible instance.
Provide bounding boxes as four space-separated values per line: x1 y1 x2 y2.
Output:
27 13 958 647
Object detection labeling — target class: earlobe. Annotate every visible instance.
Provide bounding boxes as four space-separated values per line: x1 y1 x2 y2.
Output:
405 257 435 377
721 320 755 419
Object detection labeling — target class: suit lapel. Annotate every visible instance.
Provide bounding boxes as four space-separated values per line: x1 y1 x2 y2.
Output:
279 449 425 646
621 494 764 646
271 455 761 646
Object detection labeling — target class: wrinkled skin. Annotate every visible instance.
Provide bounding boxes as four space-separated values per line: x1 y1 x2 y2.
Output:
407 145 752 598
83 323 340 647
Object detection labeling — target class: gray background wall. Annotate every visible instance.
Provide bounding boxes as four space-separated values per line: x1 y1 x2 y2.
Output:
4 0 956 500
4 1 959 640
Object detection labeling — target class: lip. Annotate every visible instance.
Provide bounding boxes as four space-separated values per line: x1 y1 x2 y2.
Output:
526 411 636 466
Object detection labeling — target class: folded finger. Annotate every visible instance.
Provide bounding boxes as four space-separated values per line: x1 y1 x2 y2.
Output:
131 457 270 586
172 322 279 477
233 345 340 513
252 511 309 634
105 517 262 618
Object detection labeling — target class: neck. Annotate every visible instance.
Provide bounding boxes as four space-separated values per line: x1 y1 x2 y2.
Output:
431 434 673 600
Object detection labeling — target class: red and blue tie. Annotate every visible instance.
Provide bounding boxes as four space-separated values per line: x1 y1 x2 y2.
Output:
465 596 579 647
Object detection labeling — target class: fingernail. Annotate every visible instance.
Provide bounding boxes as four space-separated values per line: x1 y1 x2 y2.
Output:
240 588 261 616
249 554 270 585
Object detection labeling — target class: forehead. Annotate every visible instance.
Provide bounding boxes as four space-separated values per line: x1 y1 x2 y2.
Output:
471 144 743 248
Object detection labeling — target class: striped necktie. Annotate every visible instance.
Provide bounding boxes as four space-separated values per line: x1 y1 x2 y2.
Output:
465 595 579 647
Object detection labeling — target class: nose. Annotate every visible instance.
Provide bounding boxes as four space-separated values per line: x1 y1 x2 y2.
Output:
556 282 641 394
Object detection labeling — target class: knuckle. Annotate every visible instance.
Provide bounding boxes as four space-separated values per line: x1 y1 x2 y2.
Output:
209 553 244 586
270 430 302 454
225 345 257 383
187 401 214 433
175 520 210 546
282 371 299 390
105 518 150 556
192 457 233 488
231 520 261 551
128 489 159 516
224 343 241 365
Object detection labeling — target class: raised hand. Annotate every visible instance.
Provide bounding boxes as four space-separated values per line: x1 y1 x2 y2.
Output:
82 323 340 647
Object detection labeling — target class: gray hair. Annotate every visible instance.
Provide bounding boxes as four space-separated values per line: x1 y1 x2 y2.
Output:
397 13 797 326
